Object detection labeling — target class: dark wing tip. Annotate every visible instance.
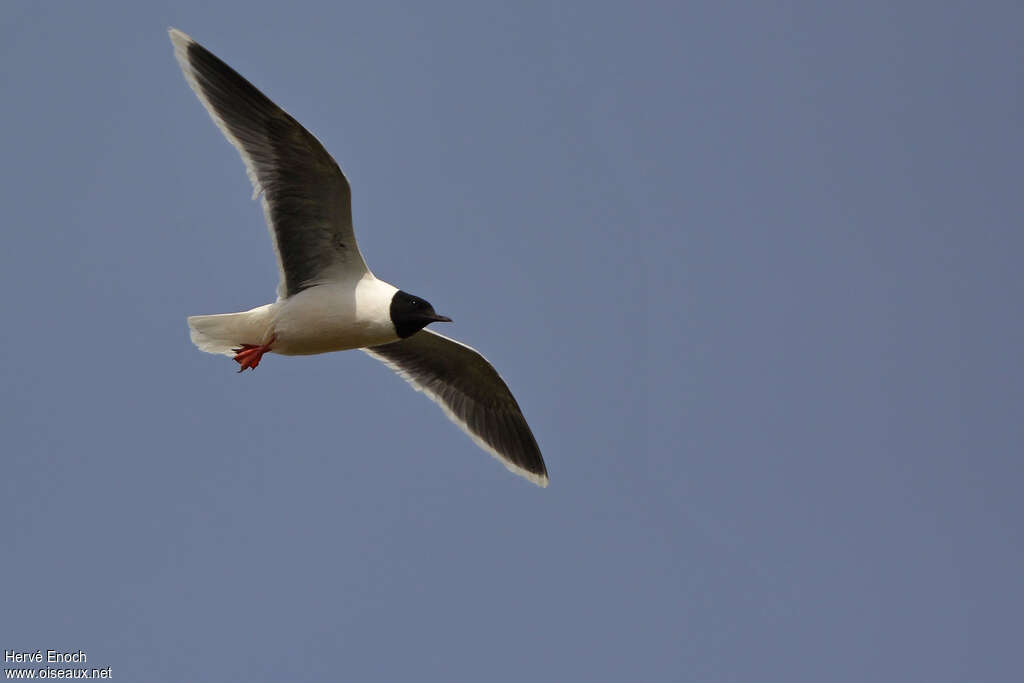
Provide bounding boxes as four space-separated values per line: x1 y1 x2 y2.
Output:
485 407 548 486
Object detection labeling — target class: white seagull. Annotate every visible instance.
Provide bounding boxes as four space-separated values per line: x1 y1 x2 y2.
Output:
169 29 548 487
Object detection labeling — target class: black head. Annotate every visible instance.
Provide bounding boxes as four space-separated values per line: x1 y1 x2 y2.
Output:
390 290 452 338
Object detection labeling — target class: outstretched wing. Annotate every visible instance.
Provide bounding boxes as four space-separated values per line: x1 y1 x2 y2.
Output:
170 28 370 298
364 330 548 487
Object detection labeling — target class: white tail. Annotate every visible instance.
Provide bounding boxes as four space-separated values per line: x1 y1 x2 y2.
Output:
187 305 275 356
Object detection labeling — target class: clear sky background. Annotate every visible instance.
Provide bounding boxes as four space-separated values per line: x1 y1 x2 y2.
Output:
2 1 1022 680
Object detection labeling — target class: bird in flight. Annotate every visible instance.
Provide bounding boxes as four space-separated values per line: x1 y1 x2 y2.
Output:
169 29 548 487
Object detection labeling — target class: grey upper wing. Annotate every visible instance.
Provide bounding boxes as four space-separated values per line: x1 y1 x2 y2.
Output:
363 330 548 487
170 29 370 298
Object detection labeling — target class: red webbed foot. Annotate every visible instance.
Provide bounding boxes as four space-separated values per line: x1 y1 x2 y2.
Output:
233 336 275 372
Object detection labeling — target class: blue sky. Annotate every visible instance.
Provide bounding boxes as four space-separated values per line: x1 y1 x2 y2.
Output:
2 1 1022 680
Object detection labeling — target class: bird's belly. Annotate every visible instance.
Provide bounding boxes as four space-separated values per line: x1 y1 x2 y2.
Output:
269 289 398 355
273 321 395 355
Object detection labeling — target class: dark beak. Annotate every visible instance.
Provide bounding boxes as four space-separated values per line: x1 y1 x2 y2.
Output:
427 313 453 323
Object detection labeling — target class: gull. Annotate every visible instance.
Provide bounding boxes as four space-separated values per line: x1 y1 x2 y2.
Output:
169 28 548 487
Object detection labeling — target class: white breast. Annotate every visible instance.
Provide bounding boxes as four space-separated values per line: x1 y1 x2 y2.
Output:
270 276 400 355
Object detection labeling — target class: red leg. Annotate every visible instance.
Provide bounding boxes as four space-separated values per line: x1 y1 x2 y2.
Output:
233 335 275 372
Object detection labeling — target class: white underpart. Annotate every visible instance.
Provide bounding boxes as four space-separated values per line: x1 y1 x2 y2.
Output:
188 276 400 357
271 277 399 355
